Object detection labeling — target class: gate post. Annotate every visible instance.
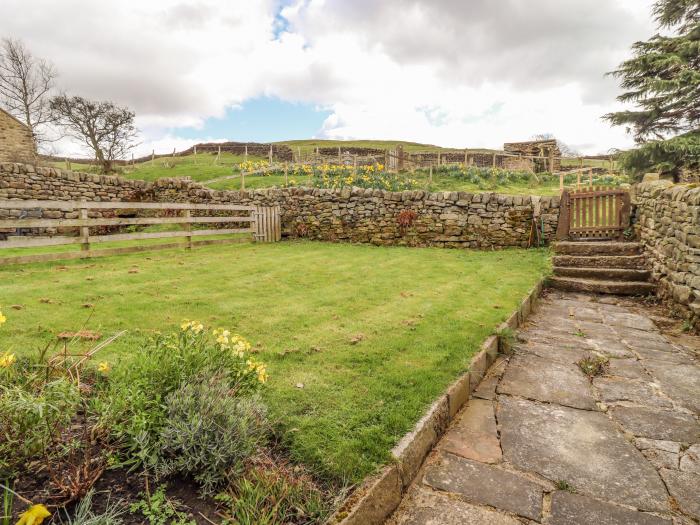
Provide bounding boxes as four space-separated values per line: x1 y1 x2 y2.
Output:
555 190 571 241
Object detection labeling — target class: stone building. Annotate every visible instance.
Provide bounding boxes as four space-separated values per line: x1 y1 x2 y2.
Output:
0 108 36 164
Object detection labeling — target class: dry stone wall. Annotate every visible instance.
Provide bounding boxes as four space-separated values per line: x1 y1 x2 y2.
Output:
634 181 700 324
0 162 560 248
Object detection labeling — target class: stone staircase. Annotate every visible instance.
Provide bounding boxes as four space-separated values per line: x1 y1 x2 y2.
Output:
551 241 656 295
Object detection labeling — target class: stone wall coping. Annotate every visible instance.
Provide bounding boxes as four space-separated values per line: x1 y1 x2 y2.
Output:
329 280 545 525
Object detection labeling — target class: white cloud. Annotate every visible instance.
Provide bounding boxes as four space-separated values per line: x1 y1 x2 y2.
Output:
0 0 658 156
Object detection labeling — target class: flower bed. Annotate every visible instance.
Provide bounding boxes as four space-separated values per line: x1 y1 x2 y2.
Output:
0 311 330 524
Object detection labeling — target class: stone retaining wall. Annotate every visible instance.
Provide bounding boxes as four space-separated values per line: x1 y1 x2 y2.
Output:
0 110 36 164
0 162 560 248
634 181 700 325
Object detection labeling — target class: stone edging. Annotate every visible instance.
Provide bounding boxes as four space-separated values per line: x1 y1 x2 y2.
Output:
328 279 544 524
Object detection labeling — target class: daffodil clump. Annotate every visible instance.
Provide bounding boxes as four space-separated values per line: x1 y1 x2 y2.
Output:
239 160 271 173
310 163 418 191
0 308 15 370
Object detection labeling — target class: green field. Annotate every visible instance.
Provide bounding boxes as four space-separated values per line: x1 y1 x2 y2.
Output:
0 241 549 483
277 139 496 155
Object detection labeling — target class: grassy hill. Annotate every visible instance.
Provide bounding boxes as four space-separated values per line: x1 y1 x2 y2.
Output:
277 139 498 154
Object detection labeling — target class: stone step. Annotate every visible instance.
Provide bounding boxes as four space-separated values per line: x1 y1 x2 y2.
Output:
554 241 641 256
553 266 651 281
549 277 656 296
552 255 647 270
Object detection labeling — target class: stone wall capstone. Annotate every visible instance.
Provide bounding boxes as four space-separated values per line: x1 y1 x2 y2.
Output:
634 181 700 325
0 162 560 249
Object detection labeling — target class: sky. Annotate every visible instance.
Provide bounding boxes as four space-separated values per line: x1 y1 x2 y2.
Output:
0 0 658 157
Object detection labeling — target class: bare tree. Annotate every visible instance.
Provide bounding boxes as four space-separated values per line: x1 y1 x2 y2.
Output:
0 38 57 148
49 95 138 173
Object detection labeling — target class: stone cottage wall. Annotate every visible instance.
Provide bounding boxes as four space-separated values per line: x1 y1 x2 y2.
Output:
0 110 36 164
634 181 700 325
0 162 560 248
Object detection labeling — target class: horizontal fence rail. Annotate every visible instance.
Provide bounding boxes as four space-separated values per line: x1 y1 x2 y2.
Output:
0 200 280 265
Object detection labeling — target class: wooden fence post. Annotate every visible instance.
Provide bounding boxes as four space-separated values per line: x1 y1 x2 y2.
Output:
464 149 468 166
556 190 571 241
151 149 155 165
492 153 496 168
284 162 288 186
559 171 564 192
215 145 221 165
338 146 342 162
184 209 192 249
269 145 273 164
245 144 248 161
194 145 197 165
79 201 90 253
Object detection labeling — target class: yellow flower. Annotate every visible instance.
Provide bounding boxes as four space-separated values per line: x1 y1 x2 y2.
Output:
97 361 110 374
0 310 6 326
0 352 15 368
180 320 203 333
16 504 51 525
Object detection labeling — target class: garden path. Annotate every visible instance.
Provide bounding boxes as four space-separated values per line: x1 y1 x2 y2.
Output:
387 291 700 524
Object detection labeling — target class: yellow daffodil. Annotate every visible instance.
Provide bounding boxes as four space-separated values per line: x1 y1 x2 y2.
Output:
0 352 16 368
16 504 51 525
0 310 6 326
97 361 110 374
180 320 204 333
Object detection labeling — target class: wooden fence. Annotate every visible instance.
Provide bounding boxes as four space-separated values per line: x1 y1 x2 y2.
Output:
556 187 631 241
0 200 281 265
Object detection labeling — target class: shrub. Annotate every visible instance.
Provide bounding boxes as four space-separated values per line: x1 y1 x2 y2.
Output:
58 489 125 525
218 457 330 525
98 323 268 475
0 374 81 477
130 485 194 525
157 376 268 493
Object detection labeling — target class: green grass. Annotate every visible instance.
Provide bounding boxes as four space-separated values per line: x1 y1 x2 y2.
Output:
0 241 549 484
51 152 267 183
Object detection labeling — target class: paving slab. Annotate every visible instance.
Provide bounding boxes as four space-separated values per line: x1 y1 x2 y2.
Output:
644 362 700 414
633 346 694 365
660 469 700 520
515 342 591 365
608 405 700 442
548 491 672 525
680 445 700 475
439 399 501 463
388 485 521 525
593 377 673 409
585 337 634 358
606 358 650 380
497 354 596 410
498 396 669 512
423 453 543 520
472 357 506 401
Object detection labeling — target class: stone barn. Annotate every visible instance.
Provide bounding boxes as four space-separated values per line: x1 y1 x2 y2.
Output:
0 108 36 163
503 139 561 172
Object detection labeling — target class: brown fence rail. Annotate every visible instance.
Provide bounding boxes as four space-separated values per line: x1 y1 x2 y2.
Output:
0 200 280 265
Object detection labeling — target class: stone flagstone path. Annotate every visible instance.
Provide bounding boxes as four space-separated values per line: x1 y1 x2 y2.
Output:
387 291 700 525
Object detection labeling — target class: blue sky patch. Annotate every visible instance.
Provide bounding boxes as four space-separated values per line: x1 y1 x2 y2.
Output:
172 97 332 142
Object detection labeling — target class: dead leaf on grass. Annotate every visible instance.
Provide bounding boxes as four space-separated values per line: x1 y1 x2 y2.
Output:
400 291 413 298
82 303 94 309
39 298 54 304
349 333 365 345
10 304 23 310
295 383 304 389
128 268 139 274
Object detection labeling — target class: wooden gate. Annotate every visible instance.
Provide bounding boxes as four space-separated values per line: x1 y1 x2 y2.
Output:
556 187 631 240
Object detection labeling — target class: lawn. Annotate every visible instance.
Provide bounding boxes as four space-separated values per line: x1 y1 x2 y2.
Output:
0 241 549 484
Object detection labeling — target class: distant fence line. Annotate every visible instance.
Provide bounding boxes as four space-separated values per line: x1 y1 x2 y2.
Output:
40 142 620 176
